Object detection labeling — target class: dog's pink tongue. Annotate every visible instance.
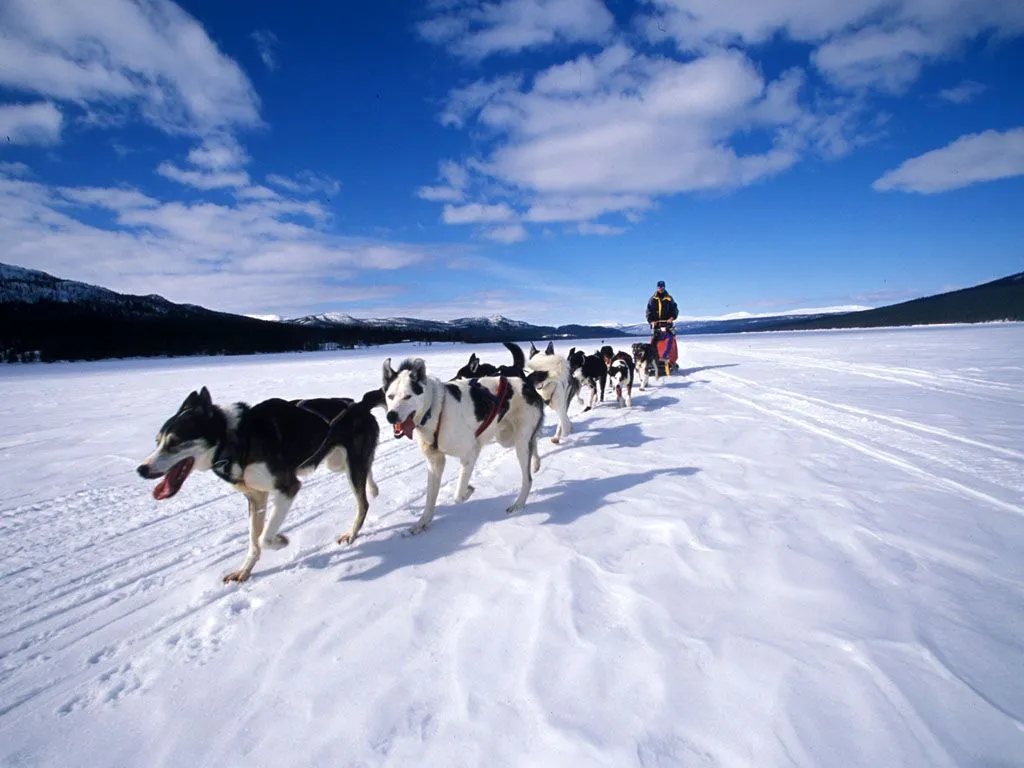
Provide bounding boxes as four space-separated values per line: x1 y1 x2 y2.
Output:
393 415 416 439
153 475 173 500
152 457 193 500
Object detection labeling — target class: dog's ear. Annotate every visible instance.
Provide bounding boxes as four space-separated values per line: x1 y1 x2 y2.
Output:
408 358 427 383
468 354 479 372
382 358 397 389
198 386 213 410
545 341 554 355
569 347 576 358
529 342 539 358
179 390 200 412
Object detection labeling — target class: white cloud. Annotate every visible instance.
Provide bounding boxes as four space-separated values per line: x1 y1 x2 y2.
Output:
0 161 33 177
0 0 260 136
417 160 470 202
872 128 1024 194
483 223 528 243
418 0 615 59
576 221 625 236
442 202 516 224
418 185 464 202
439 75 522 128
641 0 880 48
425 47 814 226
187 136 249 170
266 171 341 196
0 174 432 316
525 194 653 223
644 0 1024 93
938 80 987 104
59 186 158 210
531 44 634 94
0 102 62 145
251 30 279 71
235 184 281 201
157 162 250 190
812 26 948 92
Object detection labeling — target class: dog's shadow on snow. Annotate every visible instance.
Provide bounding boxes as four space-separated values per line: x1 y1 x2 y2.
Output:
555 420 656 450
293 465 700 583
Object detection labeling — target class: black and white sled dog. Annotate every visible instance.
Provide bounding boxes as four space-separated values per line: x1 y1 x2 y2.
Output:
383 357 545 534
452 341 526 380
601 345 635 408
136 386 383 583
632 342 658 391
526 341 575 444
567 347 607 412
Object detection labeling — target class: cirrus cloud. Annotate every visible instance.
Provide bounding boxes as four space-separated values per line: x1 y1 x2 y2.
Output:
418 0 615 60
873 128 1024 194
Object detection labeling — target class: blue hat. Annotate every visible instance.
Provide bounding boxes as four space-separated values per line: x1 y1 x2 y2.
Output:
657 280 665 288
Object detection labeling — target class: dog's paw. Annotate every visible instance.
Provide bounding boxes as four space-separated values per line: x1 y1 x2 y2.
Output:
505 502 525 515
406 522 430 536
260 533 289 550
222 569 251 584
336 532 357 545
550 436 561 444
454 484 475 504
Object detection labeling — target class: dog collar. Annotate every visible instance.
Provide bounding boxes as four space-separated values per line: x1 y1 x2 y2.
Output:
418 408 432 427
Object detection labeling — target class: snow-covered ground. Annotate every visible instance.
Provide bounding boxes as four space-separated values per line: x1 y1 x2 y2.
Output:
1 325 1023 768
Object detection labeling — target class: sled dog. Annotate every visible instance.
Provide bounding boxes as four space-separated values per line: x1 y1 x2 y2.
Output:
567 347 607 411
526 341 575 443
383 357 545 534
453 341 526 380
137 386 383 582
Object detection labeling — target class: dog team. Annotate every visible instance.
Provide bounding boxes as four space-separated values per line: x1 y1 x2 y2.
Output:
136 338 667 582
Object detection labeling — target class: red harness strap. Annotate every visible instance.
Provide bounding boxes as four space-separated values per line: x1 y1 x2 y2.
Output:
431 402 444 450
475 376 509 438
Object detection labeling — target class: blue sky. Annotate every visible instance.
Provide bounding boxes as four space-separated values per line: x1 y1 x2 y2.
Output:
0 0 1022 325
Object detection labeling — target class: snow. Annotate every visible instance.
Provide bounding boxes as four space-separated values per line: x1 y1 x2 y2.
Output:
1 324 1023 767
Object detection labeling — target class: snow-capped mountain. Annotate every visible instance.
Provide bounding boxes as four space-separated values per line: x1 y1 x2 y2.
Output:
0 263 626 362
286 312 617 340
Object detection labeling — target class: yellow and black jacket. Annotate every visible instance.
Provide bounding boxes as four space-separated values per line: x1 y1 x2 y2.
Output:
646 292 679 324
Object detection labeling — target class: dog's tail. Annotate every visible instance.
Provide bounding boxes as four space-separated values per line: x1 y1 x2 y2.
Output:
504 341 526 371
357 387 386 411
302 388 385 468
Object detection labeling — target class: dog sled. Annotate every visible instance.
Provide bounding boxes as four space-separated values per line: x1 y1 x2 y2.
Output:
654 324 679 375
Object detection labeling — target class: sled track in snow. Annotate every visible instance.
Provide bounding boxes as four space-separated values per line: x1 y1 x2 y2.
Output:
698 343 1024 404
709 371 1024 518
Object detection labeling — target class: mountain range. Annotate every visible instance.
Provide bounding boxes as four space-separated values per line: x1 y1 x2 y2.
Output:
1 263 1021 363
0 263 625 363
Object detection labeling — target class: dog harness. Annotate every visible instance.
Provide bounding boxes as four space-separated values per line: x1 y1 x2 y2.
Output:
475 376 510 438
418 398 445 451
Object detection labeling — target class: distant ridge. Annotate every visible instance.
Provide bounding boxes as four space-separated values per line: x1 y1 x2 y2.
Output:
0 263 624 363
773 272 1024 331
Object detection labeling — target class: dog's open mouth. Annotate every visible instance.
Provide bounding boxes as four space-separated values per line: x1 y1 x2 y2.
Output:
393 414 416 440
153 457 195 500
